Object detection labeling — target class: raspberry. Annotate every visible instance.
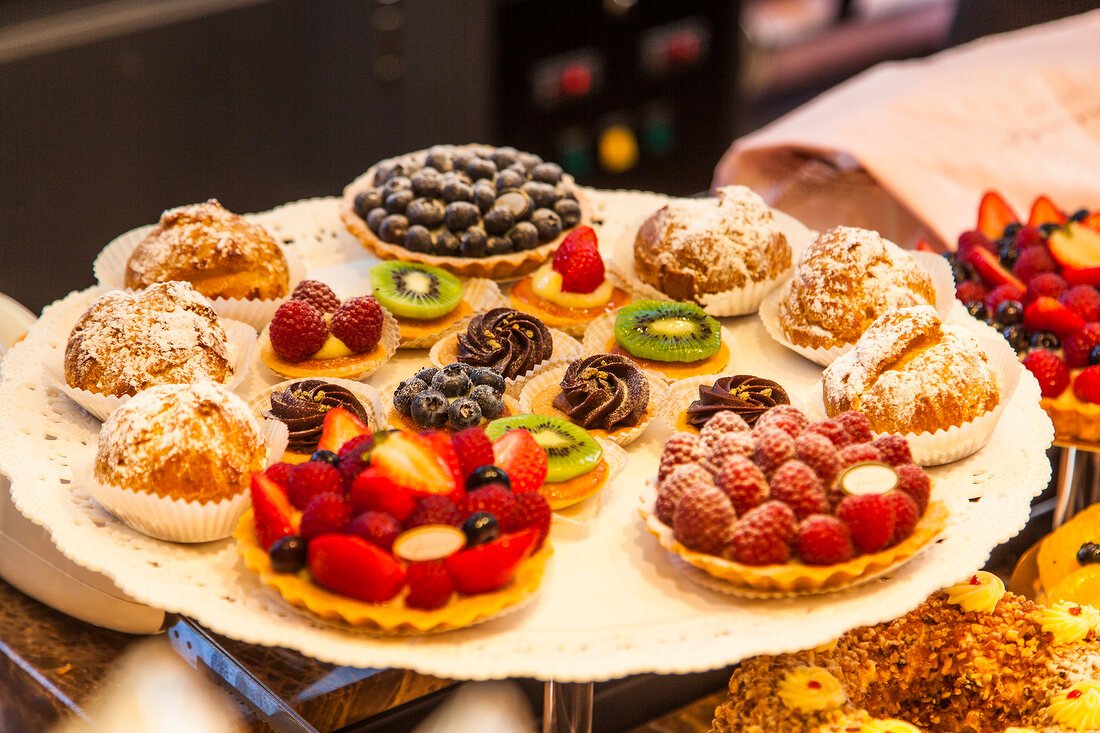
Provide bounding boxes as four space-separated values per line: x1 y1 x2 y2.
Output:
954 280 987 304
672 485 736 555
752 427 796 475
883 490 919 545
983 283 1025 314
405 495 462 530
701 432 754 475
330 295 384 353
1064 323 1100 368
794 432 840 486
802 420 851 448
713 455 768 515
656 464 715 525
512 492 552 550
451 427 495 480
288 461 343 510
405 560 454 609
345 510 402 551
872 434 913 466
1025 272 1068 303
1012 245 1058 283
336 433 375 486
699 411 750 448
836 493 895 554
291 279 341 313
1014 225 1045 249
796 515 855 565
299 492 351 540
461 484 517 530
1061 285 1100 323
1022 349 1070 398
269 300 328 360
727 501 796 566
895 464 930 514
264 461 294 488
956 229 992 255
832 411 872 444
754 405 809 439
836 443 883 472
658 433 707 481
1074 366 1100 405
769 460 828 519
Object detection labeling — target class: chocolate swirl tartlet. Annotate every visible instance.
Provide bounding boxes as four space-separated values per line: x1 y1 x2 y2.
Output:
263 379 370 454
456 307 553 380
553 354 650 432
686 375 789 429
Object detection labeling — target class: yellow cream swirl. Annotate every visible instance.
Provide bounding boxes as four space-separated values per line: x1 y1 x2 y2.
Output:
530 263 614 307
1039 602 1100 645
944 571 1005 613
1048 680 1100 731
777 666 847 713
860 720 922 733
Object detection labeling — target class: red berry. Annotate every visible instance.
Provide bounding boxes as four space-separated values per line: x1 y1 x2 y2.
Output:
701 432 754 475
727 501 796 566
872 434 913 466
443 528 538 595
269 300 328 360
1061 285 1100 323
512 492 552 550
883 490 919 545
552 225 598 274
1074 366 1100 405
656 464 715 525
956 229 992 255
1025 272 1068 303
1011 245 1057 283
345 510 401 551
895 464 930 514
462 484 517 531
308 534 406 603
491 429 548 494
836 443 883 472
1064 323 1100 368
796 515 855 565
658 433 707 481
794 432 841 486
336 433 375 487
754 405 809 439
264 461 294 488
983 283 1025 314
801 420 852 448
713 455 768 515
769 460 828 519
287 461 343 510
752 427 796 475
405 560 454 609
291 279 341 313
1022 349 1070 398
559 245 605 294
451 427 496 480
299 492 351 541
672 485 737 555
832 411 872 444
330 295 384 353
1014 225 1045 249
337 432 375 461
1023 296 1085 336
836 493 895 554
954 280 987 304
698 410 750 448
405 494 462 530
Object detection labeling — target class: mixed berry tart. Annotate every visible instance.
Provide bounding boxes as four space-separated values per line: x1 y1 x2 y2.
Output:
384 362 518 434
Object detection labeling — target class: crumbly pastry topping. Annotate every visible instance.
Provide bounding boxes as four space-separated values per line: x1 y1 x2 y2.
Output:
1040 603 1100 646
456 307 553 380
95 380 265 503
778 226 935 350
822 305 1001 435
124 199 289 300
632 185 791 303
944 570 1005 614
777 667 847 713
685 374 790 429
263 380 370 454
553 354 649 431
1048 680 1100 731
64 281 233 397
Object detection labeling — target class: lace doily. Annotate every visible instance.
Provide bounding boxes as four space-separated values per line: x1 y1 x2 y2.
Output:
0 191 1054 682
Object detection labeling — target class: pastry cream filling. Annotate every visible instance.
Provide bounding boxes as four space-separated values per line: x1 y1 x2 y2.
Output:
1039 602 1100 644
530 263 614 308
944 571 1004 613
311 334 354 359
860 719 923 733
777 667 846 713
1048 680 1100 731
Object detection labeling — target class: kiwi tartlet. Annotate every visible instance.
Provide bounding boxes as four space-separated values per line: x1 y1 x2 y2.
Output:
369 261 476 346
596 300 731 380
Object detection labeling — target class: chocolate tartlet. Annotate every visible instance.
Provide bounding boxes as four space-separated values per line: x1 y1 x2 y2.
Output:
552 354 650 432
263 380 370 454
456 307 553 380
686 375 790 429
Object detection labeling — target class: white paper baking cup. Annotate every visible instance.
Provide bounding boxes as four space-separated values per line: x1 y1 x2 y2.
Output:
75 419 288 543
50 318 258 423
398 277 508 350
256 306 401 382
246 377 384 444
428 327 583 396
517 364 665 446
93 222 307 331
377 381 520 431
757 249 956 368
655 372 795 434
550 439 628 539
809 331 1021 466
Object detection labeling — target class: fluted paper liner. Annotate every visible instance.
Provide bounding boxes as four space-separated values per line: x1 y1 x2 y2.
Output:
256 307 401 382
246 378 384 444
398 277 508 349
428 327 582 397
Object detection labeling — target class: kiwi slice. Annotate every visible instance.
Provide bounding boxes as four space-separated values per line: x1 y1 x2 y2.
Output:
613 299 721 362
486 415 602 482
369 261 462 319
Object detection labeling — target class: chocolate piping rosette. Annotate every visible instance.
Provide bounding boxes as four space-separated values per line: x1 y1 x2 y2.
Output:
263 379 372 455
456 307 554 380
553 354 650 432
686 375 790 429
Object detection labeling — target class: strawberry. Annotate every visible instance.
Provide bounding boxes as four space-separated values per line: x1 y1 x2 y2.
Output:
752 427 796 476
976 191 1019 240
658 433 707 481
1049 222 1100 270
316 407 372 455
250 472 300 550
349 466 417 521
836 493 895 554
512 492 552 550
419 430 464 491
656 464 715 525
1011 246 1058 284
1064 323 1100 368
895 464 930 514
299 492 351 540
727 501 796 566
796 514 855 565
983 283 1025 313
954 280 987 304
1061 285 1100 323
1074 366 1100 405
1064 267 1100 288
287 461 343 510
967 246 1025 291
443 528 539 594
345 510 402 551
1025 273 1068 303
552 225 598 275
1086 211 1100 231
1022 349 1070 398
330 295 384 353
1027 194 1066 228
290 279 341 313
673 485 737 555
768 460 828 519
264 461 294 488
559 245 605 294
368 430 460 502
451 427 495 481
269 300 328 360
872 435 913 466
915 238 936 253
406 494 463 530
336 433 375 487
405 560 454 609
883 490 919 544
308 534 406 603
491 429 548 494
461 484 517 531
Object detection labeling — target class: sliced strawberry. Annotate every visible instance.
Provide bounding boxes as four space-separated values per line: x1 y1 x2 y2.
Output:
1024 296 1086 336
966 246 1025 291
250 472 301 550
552 225 598 275
1049 222 1100 271
1084 211 1100 232
307 534 407 603
418 430 464 491
316 407 372 455
443 528 539 594
559 245 605 294
1064 267 1100 287
914 238 936 253
369 430 460 502
491 429 548 494
349 466 417 521
450 427 495 481
976 191 1019 239
1028 195 1066 228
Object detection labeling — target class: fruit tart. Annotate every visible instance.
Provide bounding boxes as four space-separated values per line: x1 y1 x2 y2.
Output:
236 411 554 632
641 405 947 594
509 226 631 337
258 279 399 380
659 373 792 435
383 363 519 434
340 144 591 280
1036 503 1100 607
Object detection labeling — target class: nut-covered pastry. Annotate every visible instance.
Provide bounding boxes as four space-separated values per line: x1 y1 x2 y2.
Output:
263 380 371 455
823 305 1000 435
632 186 791 304
779 226 935 350
685 375 790 429
64 281 233 397
456 307 553 380
552 354 650 432
125 199 289 300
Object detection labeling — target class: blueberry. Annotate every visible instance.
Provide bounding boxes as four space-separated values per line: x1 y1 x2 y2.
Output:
406 198 445 229
452 151 475 173
470 383 505 419
1090 345 1100 366
432 368 472 397
995 299 1024 325
1078 542 1100 565
384 189 414 215
310 449 339 466
999 247 1018 270
1002 324 1030 353
434 229 462 256
366 207 388 234
466 465 511 492
531 162 563 185
444 201 480 231
462 511 500 547
518 152 543 170
393 377 429 415
508 221 540 251
1039 222 1061 236
491 148 519 170
424 148 453 172
372 162 395 186
470 367 506 392
1003 222 1022 238
379 214 409 244
403 225 433 253
353 190 383 219
411 169 443 198
494 168 526 193
269 535 308 574
410 389 449 428
473 180 497 213
447 397 483 430
484 206 516 235
487 236 513 255
531 208 563 242
461 227 488 258
382 175 411 199
1071 208 1090 222
1030 331 1060 350
444 362 477 376
466 157 497 181
521 181 557 210
553 197 582 228
414 366 439 384
442 179 473 204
